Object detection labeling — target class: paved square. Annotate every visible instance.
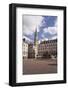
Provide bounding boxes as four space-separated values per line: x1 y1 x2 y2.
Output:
23 59 57 75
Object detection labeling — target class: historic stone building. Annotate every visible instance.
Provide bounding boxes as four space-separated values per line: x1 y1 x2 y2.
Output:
23 28 57 59
28 44 35 58
28 39 57 59
38 39 57 58
23 39 28 59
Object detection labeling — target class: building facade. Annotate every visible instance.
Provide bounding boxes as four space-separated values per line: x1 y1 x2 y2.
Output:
23 40 28 59
28 39 57 59
28 44 35 58
38 39 57 58
23 38 57 59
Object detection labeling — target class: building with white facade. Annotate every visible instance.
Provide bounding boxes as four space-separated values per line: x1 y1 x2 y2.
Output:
23 39 28 59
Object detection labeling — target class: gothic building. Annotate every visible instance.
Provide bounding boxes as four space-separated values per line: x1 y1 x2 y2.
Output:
23 29 57 59
28 39 57 59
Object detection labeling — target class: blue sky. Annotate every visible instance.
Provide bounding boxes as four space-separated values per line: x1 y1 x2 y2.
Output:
23 15 57 43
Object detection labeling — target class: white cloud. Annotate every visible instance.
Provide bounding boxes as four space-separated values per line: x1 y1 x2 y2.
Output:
23 36 32 42
54 19 57 27
41 38 48 41
43 18 57 35
51 36 57 40
41 34 45 38
23 15 43 35
48 27 57 35
38 38 48 44
23 25 33 35
43 28 48 33
43 26 57 35
45 38 49 41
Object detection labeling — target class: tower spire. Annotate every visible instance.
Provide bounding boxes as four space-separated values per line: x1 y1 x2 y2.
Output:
34 28 38 45
34 28 38 59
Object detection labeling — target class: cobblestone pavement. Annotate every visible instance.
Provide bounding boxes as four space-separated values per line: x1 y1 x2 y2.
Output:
23 58 57 75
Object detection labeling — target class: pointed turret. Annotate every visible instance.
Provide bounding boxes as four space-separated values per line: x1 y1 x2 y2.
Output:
34 29 38 45
34 28 38 59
